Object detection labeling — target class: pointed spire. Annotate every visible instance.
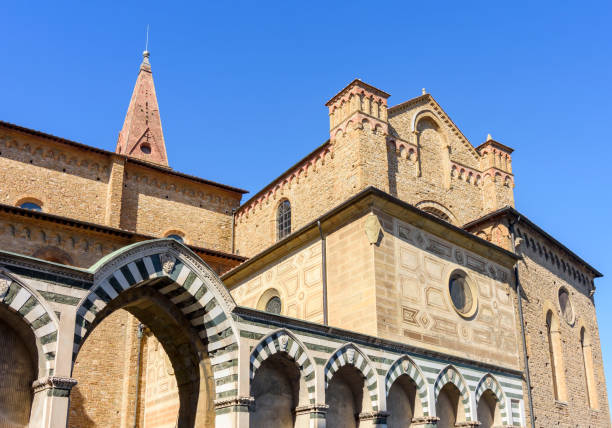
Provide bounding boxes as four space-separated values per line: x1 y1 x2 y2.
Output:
116 50 169 166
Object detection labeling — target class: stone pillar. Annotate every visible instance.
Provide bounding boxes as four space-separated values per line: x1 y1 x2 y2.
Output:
295 404 328 428
214 396 254 428
30 376 78 428
358 411 389 428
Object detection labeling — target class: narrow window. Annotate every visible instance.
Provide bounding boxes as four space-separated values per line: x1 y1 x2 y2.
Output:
546 310 567 401
276 200 291 240
581 327 598 409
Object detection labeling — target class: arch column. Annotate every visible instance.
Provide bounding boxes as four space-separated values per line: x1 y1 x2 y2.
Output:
358 410 389 427
295 403 328 428
30 376 77 428
214 396 254 428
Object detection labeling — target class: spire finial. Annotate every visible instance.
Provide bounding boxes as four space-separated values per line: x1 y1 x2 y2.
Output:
141 25 151 70
422 88 427 95
487 133 492 141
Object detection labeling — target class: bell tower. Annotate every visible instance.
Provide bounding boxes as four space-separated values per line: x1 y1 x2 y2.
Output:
116 50 169 166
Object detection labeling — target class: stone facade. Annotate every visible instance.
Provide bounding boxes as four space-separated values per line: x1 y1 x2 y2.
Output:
0 50 607 428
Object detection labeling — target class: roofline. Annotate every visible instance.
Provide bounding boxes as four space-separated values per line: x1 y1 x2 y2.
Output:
236 140 331 212
388 94 481 159
0 120 248 195
0 203 247 262
325 79 391 107
476 139 514 154
224 187 518 284
463 206 602 278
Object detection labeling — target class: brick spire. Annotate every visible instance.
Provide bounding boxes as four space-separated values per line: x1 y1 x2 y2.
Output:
116 50 168 166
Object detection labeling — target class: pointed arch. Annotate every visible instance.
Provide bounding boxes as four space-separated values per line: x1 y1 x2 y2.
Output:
324 343 379 411
73 239 239 401
0 269 59 376
434 365 472 421
385 355 430 416
475 373 509 424
250 329 316 404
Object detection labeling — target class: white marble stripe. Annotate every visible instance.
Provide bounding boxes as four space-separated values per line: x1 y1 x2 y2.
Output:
355 354 364 370
9 288 31 311
266 339 276 355
127 262 143 283
214 367 237 380
216 382 238 394
99 280 118 300
205 319 231 338
24 304 46 323
288 342 299 358
74 323 87 339
175 265 191 286
187 277 203 296
35 322 57 338
88 292 107 313
113 269 130 290
208 336 236 352
207 305 223 321
42 342 56 354
82 309 96 324
296 353 307 367
337 353 346 367
143 256 157 278
211 351 237 366
181 301 202 314
199 290 215 307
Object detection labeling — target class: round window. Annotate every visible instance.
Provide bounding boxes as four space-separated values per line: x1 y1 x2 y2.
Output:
448 271 477 318
140 143 152 154
265 296 281 315
558 288 574 325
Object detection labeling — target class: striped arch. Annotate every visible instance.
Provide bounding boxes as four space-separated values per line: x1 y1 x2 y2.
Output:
434 365 473 421
73 239 239 400
0 270 59 376
385 355 430 416
324 343 379 411
250 329 316 404
475 373 509 425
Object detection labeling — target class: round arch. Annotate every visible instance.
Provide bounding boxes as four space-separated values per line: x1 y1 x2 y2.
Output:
250 329 316 404
73 239 240 404
324 343 380 411
434 365 473 422
415 200 457 225
385 355 430 417
475 373 509 425
0 269 59 376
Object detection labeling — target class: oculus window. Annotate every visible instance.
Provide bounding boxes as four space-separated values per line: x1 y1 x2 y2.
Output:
448 271 477 318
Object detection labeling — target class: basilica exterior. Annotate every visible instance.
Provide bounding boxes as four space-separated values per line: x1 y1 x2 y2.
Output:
0 50 608 428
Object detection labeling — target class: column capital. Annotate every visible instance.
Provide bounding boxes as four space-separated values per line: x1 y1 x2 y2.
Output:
455 421 481 427
214 396 255 413
32 376 78 396
358 410 389 423
411 416 440 426
295 403 329 416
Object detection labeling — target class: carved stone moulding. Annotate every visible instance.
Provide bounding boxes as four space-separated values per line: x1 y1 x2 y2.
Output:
214 396 255 412
32 376 78 395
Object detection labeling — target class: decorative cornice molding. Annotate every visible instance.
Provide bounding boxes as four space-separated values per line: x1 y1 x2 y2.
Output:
294 404 329 415
213 396 255 410
32 376 77 393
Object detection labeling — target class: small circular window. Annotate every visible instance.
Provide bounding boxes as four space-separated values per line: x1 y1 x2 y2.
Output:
140 143 152 154
265 296 281 315
558 288 574 325
448 271 477 318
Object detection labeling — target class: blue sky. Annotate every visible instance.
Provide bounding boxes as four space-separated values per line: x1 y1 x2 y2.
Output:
2 0 611 401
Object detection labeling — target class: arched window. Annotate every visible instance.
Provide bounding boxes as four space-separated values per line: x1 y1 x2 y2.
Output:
581 327 598 409
546 310 567 401
19 202 42 211
277 200 291 240
265 296 281 315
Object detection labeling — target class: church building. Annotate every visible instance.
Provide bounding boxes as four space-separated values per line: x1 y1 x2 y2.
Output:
0 50 608 427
